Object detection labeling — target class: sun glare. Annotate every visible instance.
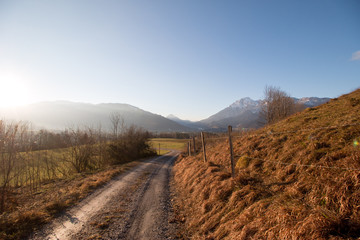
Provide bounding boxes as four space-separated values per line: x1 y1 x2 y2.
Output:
0 73 30 108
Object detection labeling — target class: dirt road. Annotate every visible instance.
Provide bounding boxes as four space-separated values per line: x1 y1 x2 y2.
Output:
29 152 179 240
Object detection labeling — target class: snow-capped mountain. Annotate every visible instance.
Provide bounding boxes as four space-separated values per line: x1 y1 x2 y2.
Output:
294 97 331 107
199 96 330 130
229 97 262 113
165 96 331 131
201 97 262 125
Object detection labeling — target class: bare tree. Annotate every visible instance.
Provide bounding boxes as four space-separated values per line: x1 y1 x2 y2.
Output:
261 86 296 124
64 127 96 173
0 121 29 212
109 112 125 139
94 124 111 168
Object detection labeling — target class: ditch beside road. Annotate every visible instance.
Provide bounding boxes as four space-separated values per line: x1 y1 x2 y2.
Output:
29 152 180 240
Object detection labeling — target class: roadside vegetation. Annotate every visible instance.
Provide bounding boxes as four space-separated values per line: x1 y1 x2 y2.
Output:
174 89 360 239
0 115 156 240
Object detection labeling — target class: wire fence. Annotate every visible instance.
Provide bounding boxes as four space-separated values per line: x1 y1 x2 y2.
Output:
186 122 360 177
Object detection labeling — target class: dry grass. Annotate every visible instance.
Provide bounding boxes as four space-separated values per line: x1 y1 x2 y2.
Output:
0 160 142 240
174 89 360 239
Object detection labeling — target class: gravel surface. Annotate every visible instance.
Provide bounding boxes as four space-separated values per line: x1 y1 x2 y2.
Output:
28 152 180 240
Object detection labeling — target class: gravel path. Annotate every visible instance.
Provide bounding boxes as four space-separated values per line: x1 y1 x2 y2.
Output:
29 152 179 240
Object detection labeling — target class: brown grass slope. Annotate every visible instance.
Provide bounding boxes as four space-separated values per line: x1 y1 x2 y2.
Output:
174 89 360 240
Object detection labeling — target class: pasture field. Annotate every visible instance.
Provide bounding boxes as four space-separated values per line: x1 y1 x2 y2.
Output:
1 146 107 189
149 138 188 154
1 138 185 189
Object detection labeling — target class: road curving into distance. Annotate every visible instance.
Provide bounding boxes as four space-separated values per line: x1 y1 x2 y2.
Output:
29 152 179 240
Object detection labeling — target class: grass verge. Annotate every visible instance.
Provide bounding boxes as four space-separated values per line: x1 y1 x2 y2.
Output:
0 160 143 240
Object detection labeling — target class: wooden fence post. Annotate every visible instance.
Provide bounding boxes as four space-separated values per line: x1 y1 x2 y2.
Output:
228 125 235 178
159 143 161 155
201 132 207 162
188 141 191 156
193 136 196 154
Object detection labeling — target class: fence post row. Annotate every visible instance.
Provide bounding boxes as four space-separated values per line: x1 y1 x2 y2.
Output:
201 132 207 162
228 125 235 178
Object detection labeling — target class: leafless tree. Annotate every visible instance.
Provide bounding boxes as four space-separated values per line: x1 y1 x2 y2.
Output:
109 112 125 139
64 127 96 173
261 86 296 124
0 121 30 212
93 124 111 168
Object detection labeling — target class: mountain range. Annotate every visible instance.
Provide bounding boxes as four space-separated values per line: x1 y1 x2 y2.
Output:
168 97 331 131
0 97 330 132
0 101 191 132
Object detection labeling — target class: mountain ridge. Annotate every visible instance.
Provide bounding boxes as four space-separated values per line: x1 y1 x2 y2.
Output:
0 101 191 132
169 96 331 131
0 96 331 133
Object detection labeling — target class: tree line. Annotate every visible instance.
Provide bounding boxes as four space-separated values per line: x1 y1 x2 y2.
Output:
0 113 155 213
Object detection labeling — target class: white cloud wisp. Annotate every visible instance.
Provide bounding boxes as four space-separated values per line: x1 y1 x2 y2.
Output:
351 51 360 61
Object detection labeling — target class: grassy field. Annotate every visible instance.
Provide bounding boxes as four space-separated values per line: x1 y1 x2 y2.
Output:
1 146 106 189
149 138 189 155
2 138 187 189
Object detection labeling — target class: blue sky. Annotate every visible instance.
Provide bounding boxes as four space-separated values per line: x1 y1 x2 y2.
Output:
0 0 359 120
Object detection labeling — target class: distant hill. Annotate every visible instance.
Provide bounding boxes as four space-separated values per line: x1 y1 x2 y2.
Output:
0 101 191 132
198 96 331 130
166 114 208 130
0 96 331 133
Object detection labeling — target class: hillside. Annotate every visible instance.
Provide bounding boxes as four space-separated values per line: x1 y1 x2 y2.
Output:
0 101 191 132
173 89 360 239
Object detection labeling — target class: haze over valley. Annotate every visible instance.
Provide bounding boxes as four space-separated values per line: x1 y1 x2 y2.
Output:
0 96 331 132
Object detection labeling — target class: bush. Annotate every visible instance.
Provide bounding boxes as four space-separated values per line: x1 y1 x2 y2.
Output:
107 125 156 164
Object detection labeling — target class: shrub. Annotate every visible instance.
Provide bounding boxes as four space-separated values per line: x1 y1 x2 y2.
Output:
107 125 156 164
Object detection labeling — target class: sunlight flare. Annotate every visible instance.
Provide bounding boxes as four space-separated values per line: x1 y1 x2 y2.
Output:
0 73 30 108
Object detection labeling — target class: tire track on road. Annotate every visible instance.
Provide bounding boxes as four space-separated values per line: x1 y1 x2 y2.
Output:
120 153 177 239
